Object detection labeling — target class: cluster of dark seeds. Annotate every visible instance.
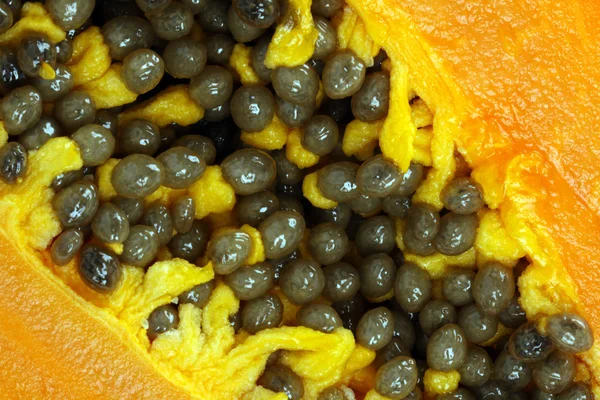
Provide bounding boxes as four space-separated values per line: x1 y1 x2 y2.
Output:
0 1 595 400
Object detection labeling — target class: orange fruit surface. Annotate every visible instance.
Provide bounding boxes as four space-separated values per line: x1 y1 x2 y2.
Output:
1 0 600 398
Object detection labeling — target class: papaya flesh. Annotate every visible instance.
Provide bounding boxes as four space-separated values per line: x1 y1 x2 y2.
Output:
0 0 599 399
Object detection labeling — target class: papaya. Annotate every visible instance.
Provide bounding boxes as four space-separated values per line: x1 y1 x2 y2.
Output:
0 1 599 399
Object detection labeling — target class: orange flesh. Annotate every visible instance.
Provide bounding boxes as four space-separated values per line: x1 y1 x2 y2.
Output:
1 0 600 398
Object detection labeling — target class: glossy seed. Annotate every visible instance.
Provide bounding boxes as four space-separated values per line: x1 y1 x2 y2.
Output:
141 203 173 246
222 148 277 195
209 230 252 275
355 215 396 256
52 181 99 228
163 37 207 79
322 262 361 302
47 0 95 30
419 300 457 337
235 190 280 227
156 146 206 189
167 219 210 262
71 124 115 167
509 322 555 362
492 350 532 391
121 225 160 268
323 50 366 99
434 213 478 256
545 312 594 353
1 85 42 135
458 345 493 387
280 259 325 305
427 324 468 371
308 222 349 265
473 262 515 316
147 304 179 341
441 177 484 215
242 293 283 333
358 253 396 299
19 115 63 150
224 261 274 300
458 303 499 345
50 228 84 266
121 49 164 94
91 203 130 244
394 263 432 313
532 350 576 394
54 91 96 133
111 154 165 199
0 141 28 184
112 196 144 225
78 244 121 293
375 356 418 400
230 85 275 132
296 304 342 333
301 115 339 156
257 364 304 400
179 280 215 307
356 307 395 350
172 195 196 233
118 119 161 156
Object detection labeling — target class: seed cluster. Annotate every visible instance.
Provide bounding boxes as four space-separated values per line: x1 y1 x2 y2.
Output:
0 1 595 400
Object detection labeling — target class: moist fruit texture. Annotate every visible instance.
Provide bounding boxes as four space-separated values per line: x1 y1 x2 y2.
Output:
0 1 599 400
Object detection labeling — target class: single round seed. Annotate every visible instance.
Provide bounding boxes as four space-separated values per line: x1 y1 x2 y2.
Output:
317 161 361 202
427 324 468 371
313 16 336 60
146 304 179 341
275 96 314 128
47 0 95 30
392 311 416 350
442 269 475 307
178 280 215 307
355 215 396 256
242 293 283 333
206 33 235 65
171 195 195 233
91 203 130 244
222 148 277 195
227 5 266 42
54 91 96 133
357 155 401 198
224 261 274 300
121 225 160 268
358 253 396 299
323 50 366 99
434 213 478 256
163 37 207 79
532 350 576 394
17 34 56 77
419 300 457 337
509 322 555 362
209 230 252 275
230 85 275 132
406 203 440 242
473 262 515 316
102 16 155 61
498 295 527 329
441 177 484 215
395 162 425 196
394 263 432 313
558 383 593 400
173 134 217 166
272 63 319 107
308 222 349 265
301 115 339 156
351 71 390 122
402 228 435 257
375 356 418 400
71 124 115 167
167 219 210 262
279 259 325 305
235 190 280 227
296 304 342 333
197 0 228 33
0 141 28 184
251 35 272 82
78 244 122 293
189 65 233 109
311 0 343 17
149 2 194 40
1 85 42 135
458 345 493 387
50 228 84 266
118 119 161 156
356 307 395 350
458 303 499 345
52 181 99 228
257 364 304 400
141 203 173 246
156 146 206 189
545 312 594 354
111 154 165 199
233 0 279 29
492 350 532 391
121 49 164 94
383 196 411 218
322 262 361 302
